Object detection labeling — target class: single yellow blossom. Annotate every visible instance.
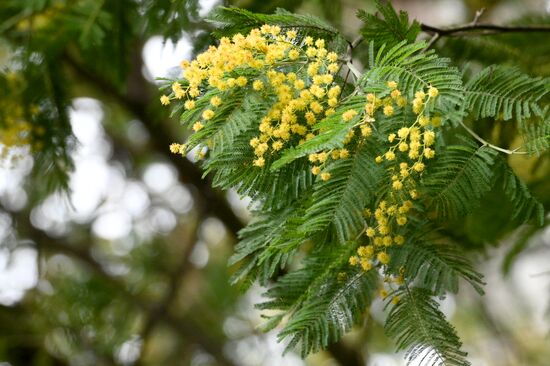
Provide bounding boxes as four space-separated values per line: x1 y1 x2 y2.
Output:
193 122 204 131
428 86 439 98
377 252 390 265
202 109 215 120
210 96 222 107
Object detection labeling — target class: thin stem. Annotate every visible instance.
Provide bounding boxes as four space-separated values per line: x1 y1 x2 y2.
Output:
420 23 550 37
351 35 364 49
470 8 486 26
346 61 362 80
423 33 440 52
459 121 527 155
352 12 550 51
420 12 550 49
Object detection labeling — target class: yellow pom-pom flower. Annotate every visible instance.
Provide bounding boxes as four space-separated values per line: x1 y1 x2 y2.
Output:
252 80 264 91
253 157 265 167
193 122 204 131
320 172 331 181
377 252 390 265
342 109 358 121
210 96 222 107
169 143 180 154
202 109 215 120
184 100 195 110
392 181 403 190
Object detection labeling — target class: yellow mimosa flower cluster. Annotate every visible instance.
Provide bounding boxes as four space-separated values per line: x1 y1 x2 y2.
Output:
164 25 343 167
307 81 409 180
350 82 442 272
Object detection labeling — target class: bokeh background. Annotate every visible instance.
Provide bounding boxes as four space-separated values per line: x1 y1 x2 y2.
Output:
0 0 549 365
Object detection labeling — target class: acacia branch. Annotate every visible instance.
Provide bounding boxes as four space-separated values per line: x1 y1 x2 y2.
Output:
420 23 550 37
351 19 550 52
420 16 550 49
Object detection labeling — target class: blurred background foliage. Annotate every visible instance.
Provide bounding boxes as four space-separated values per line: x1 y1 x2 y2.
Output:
0 0 549 365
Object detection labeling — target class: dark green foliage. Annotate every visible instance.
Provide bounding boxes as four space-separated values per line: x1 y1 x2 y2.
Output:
421 141 499 220
301 142 382 242
438 16 550 76
229 203 306 288
357 0 420 49
464 65 549 123
258 245 379 356
519 113 550 155
385 287 470 366
387 237 485 295
499 161 545 225
139 0 201 42
361 41 464 111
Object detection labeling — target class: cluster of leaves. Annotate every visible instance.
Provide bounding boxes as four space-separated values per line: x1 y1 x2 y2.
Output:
173 2 548 366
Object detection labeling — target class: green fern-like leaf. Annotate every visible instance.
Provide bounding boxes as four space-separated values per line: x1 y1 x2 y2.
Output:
357 0 420 48
499 161 545 226
229 204 305 288
301 142 383 242
385 287 470 366
519 113 550 155
464 65 549 123
258 245 379 356
361 41 464 116
387 236 484 295
421 141 498 220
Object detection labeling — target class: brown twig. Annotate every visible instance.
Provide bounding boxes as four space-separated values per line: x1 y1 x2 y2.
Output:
420 15 550 49
420 23 550 37
352 15 550 52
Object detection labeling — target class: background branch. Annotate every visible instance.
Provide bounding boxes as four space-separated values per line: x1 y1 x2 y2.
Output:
9 206 237 366
420 23 550 37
